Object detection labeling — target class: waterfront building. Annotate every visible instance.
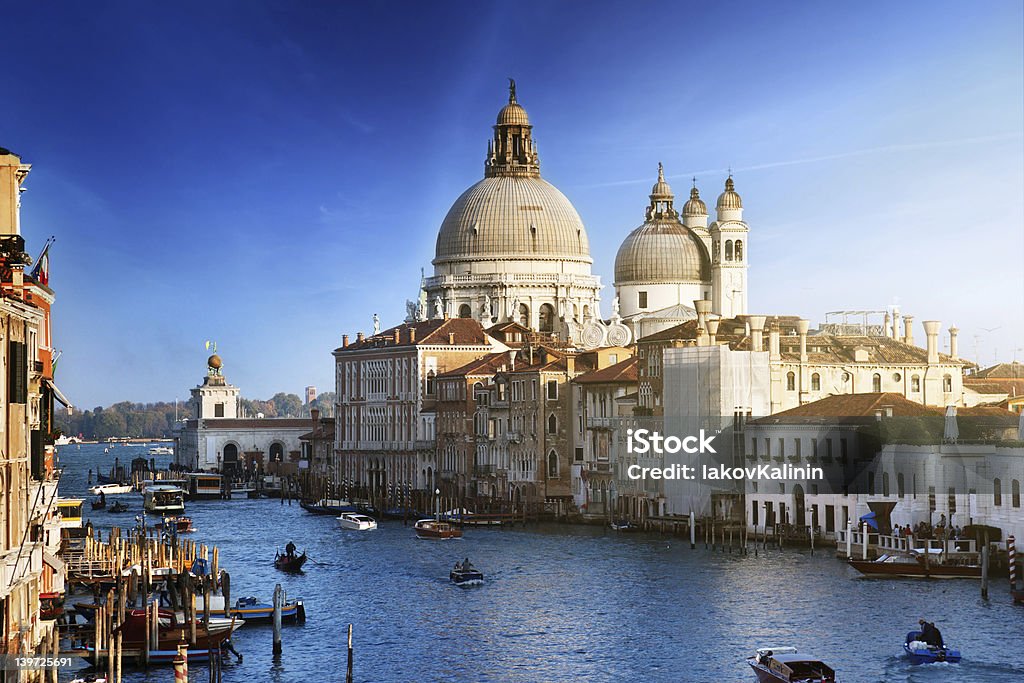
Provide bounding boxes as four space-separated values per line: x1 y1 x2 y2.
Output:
174 355 310 473
0 147 65 674
614 166 748 338
962 361 1024 411
333 317 508 499
742 392 1022 542
298 408 335 475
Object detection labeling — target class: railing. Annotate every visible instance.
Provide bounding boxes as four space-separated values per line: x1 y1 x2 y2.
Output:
586 417 617 430
473 464 496 476
1 544 44 591
837 530 977 555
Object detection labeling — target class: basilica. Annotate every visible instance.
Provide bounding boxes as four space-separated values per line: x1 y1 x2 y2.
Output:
412 80 747 344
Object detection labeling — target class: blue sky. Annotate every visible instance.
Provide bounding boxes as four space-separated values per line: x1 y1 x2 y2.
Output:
4 1 1022 407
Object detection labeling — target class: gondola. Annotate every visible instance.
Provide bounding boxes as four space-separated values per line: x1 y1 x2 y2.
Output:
109 501 130 514
274 551 307 572
91 498 106 510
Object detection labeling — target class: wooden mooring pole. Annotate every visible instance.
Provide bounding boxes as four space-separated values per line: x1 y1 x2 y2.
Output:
272 583 283 658
981 529 990 599
346 623 354 683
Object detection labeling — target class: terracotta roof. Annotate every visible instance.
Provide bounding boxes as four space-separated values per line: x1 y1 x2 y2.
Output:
573 356 640 384
299 418 335 441
437 352 514 379
963 379 1024 396
335 318 492 352
754 392 1018 425
974 361 1024 379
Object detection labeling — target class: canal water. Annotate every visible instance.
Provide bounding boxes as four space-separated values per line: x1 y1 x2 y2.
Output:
58 444 1022 682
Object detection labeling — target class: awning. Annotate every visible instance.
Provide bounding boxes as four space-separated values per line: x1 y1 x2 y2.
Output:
44 378 72 408
42 549 65 573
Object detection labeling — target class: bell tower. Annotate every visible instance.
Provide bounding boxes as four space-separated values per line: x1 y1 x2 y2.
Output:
191 350 240 419
710 176 749 318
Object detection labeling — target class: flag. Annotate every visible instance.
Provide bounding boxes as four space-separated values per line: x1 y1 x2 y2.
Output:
29 237 53 286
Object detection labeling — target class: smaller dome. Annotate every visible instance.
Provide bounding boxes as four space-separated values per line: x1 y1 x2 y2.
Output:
683 186 707 217
497 101 530 126
207 354 222 370
716 176 742 211
650 162 672 199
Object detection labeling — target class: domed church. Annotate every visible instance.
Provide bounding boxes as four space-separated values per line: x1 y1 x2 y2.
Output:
613 165 749 338
420 81 602 336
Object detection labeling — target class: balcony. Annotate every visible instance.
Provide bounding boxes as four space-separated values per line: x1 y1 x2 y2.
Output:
586 416 618 430
473 464 496 477
585 461 612 474
1 544 44 594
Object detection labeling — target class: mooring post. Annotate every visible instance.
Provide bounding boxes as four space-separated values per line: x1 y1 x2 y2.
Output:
861 522 869 561
809 525 814 556
689 511 695 550
846 520 852 559
981 529 990 599
173 643 187 683
346 623 354 683
1008 535 1017 590
272 583 283 658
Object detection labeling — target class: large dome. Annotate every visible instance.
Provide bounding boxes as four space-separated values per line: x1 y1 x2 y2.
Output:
614 221 710 284
434 175 591 264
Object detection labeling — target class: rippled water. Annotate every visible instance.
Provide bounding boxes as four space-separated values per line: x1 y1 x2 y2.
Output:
58 444 1023 682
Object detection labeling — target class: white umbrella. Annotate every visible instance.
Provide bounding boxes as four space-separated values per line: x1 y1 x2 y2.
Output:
943 405 959 443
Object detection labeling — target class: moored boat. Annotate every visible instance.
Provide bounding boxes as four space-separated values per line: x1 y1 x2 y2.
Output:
903 630 961 664
143 485 186 514
56 498 84 529
848 550 981 579
337 513 377 530
301 498 358 515
195 595 307 623
109 501 130 514
747 647 836 682
414 519 463 540
610 519 639 532
274 551 307 572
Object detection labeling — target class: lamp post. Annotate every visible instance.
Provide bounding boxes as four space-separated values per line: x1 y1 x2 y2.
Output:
434 488 440 521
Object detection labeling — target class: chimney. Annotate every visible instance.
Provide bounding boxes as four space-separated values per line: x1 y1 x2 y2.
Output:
311 408 320 424
448 332 456 345
797 319 810 363
706 319 720 345
694 299 711 330
892 307 901 340
394 329 401 344
923 320 941 364
566 355 575 374
884 312 892 338
749 315 766 353
356 332 364 343
949 325 959 360
509 349 517 371
768 321 781 361
903 315 914 346
342 334 349 348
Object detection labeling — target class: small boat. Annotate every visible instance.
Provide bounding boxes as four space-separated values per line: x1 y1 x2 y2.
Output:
274 551 307 572
109 501 130 514
337 513 377 530
148 446 174 455
450 561 484 587
848 550 981 579
154 516 194 533
91 497 107 510
414 519 463 540
143 485 185 514
229 481 257 499
610 519 639 532
89 483 133 496
301 498 358 515
903 630 961 664
747 647 836 682
194 595 306 623
39 591 65 620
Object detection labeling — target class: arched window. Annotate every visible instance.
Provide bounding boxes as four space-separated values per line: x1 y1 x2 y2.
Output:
458 304 472 318
547 414 557 434
811 373 821 391
993 478 1002 507
425 370 435 396
518 303 530 328
786 372 796 391
735 240 743 261
538 303 555 333
943 374 952 392
911 375 921 392
725 240 734 261
872 373 882 392
1012 479 1020 508
547 451 559 479
712 239 720 262
897 472 905 498
882 472 890 497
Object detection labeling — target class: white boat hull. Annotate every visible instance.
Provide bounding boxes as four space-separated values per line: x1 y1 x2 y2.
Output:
89 484 133 496
337 514 377 531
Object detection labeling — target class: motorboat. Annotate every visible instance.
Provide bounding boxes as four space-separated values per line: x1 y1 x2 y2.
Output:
903 630 961 664
301 498 358 515
84 609 244 663
610 519 639 532
148 446 174 455
88 483 133 496
414 519 463 540
194 595 306 623
848 550 981 578
143 485 186 513
154 516 194 533
274 551 307 572
337 513 377 530
450 561 484 586
747 647 836 682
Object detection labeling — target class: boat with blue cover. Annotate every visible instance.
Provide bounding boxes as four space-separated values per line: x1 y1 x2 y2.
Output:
903 630 961 664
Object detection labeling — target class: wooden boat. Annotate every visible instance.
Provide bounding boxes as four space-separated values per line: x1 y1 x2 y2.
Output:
274 551 307 572
195 595 306 623
102 609 242 657
747 647 836 682
903 630 961 664
848 551 981 578
91 497 106 510
109 501 130 514
450 562 484 587
154 516 194 533
414 519 463 540
337 513 377 530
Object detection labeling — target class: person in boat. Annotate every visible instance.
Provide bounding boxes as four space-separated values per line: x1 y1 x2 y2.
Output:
918 619 944 647
285 541 296 558
454 561 462 572
462 557 472 570
98 491 106 506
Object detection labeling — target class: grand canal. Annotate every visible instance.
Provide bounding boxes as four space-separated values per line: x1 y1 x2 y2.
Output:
59 444 1022 682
